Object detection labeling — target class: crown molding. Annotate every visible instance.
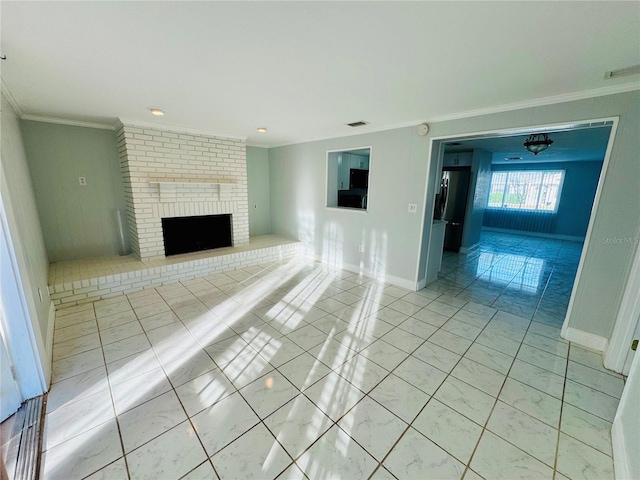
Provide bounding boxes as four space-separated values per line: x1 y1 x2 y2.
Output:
270 81 640 148
20 114 115 130
246 143 270 148
117 118 247 141
1 79 25 117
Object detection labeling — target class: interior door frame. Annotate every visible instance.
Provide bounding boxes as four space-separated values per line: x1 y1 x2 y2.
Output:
604 224 640 374
0 190 48 402
416 117 619 348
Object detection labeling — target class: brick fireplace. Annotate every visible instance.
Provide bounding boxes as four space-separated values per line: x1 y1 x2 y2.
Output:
117 121 249 261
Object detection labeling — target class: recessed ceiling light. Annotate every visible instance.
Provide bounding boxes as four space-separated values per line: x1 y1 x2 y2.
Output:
149 108 165 116
257 127 267 133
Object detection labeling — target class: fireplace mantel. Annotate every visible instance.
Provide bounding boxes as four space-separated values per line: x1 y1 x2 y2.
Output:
149 178 236 202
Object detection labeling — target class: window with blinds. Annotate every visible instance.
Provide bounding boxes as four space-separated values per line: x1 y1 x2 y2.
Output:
487 170 564 212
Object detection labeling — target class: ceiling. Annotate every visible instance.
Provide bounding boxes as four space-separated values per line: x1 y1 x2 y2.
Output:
2 2 639 147
444 126 612 164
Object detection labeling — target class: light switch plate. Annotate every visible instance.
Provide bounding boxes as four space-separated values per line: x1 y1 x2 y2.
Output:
408 203 417 213
78 177 87 186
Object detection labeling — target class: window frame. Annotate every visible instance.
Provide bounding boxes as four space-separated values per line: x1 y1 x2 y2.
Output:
486 169 565 213
325 146 372 213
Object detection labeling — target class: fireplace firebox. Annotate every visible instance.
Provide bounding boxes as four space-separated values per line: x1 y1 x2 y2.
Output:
162 214 232 256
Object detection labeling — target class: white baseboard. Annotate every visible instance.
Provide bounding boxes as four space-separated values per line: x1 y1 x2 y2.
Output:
307 254 417 291
416 278 427 291
612 418 631 480
459 243 479 254
45 301 55 388
482 227 585 242
562 327 608 352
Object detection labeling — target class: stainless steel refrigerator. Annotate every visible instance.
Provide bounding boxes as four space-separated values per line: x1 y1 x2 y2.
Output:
437 168 471 252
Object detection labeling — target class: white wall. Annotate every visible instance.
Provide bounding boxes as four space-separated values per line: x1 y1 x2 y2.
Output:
21 120 129 262
270 90 640 345
269 128 429 288
247 146 272 236
461 148 492 250
1 92 52 389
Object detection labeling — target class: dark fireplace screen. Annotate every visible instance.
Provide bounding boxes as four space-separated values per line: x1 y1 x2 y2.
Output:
162 214 232 256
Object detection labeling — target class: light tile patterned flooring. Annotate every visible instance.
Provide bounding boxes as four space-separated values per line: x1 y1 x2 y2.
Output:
41 233 625 479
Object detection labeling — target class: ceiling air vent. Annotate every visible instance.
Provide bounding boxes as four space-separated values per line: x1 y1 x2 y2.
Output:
604 65 640 79
505 156 523 161
347 121 368 128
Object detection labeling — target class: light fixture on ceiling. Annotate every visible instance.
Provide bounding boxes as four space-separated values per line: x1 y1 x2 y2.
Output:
257 127 267 133
524 133 553 155
149 108 165 116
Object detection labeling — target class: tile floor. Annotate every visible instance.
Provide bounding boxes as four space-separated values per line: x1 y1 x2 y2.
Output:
40 232 625 479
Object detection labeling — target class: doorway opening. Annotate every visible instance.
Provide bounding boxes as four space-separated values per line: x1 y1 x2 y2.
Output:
419 119 617 346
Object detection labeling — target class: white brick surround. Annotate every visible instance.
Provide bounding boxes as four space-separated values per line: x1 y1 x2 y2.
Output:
117 121 249 260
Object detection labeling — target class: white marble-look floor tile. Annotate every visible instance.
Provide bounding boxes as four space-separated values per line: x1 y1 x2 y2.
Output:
516 344 567 376
509 359 564 399
52 332 102 361
111 367 173 415
240 371 299 419
463 342 513 375
499 378 561 428
556 433 614 480
333 354 389 394
433 376 496 426
40 419 123 480
190 391 260 456
474 331 520 357
308 338 357 370
450 358 506 397
470 430 554 480
396 317 438 340
368 374 431 423
51 347 105 382
84 458 128 480
118 390 188 453
212 423 292 480
567 361 625 398
378 327 424 353
427 330 473 355
412 342 461 373
560 403 613 456
393 356 447 395
53 319 98 344
263 394 333 459
126 421 207 480
103 334 152 364
411 308 450 328
297 425 377 480
303 372 365 422
383 427 465 480
486 401 558 467
46 365 109 413
337 396 407 461
563 380 619 423
97 310 139 331
424 300 461 318
44 388 115 450
163 350 218 387
175 368 236 417
107 350 162 386
179 461 219 480
412 399 483 464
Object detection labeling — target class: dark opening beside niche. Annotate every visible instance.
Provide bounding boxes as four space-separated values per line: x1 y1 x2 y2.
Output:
162 214 232 256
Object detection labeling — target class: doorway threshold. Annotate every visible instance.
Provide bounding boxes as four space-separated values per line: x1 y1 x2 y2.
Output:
1 395 44 480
